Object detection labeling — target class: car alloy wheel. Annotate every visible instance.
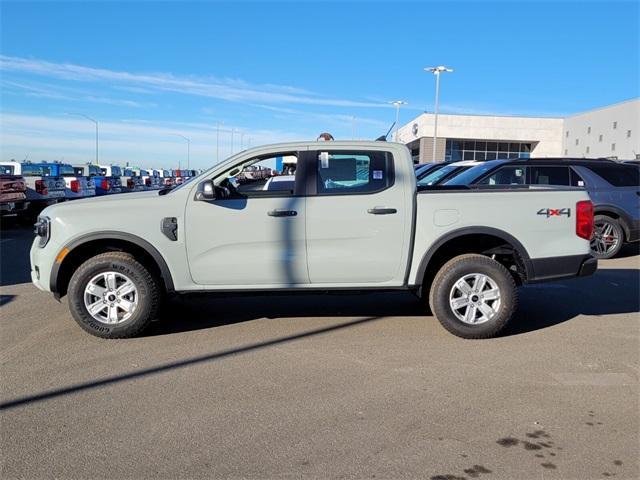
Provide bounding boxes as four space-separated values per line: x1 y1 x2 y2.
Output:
84 271 138 324
448 273 501 325
590 219 621 257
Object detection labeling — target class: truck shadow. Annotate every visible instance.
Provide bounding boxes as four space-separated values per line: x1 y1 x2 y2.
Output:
149 268 639 337
504 267 640 336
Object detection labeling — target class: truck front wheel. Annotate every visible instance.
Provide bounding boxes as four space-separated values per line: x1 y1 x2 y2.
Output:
428 254 517 339
67 252 161 338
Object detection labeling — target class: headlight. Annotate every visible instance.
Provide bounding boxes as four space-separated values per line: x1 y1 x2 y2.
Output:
34 216 51 248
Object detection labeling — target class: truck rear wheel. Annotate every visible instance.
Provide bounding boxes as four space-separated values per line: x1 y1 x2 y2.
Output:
428 254 517 339
67 252 161 338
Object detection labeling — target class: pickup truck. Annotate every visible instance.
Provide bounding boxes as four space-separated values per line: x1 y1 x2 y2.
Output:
73 164 122 195
0 173 28 216
0 162 66 216
30 141 596 339
57 163 96 199
121 168 145 192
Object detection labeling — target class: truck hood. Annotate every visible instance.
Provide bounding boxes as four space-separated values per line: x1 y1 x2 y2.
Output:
40 190 159 218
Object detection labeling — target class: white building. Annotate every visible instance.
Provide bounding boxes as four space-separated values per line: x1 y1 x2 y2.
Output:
396 98 639 163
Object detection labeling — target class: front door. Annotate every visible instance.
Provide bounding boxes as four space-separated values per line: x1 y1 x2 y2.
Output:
185 152 308 286
304 149 408 285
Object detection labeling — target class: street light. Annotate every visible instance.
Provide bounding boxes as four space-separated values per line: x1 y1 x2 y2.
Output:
169 134 190 170
216 121 224 163
389 100 408 142
67 113 98 164
424 66 453 162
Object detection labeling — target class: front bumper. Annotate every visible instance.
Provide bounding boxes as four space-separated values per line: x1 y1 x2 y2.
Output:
526 254 597 283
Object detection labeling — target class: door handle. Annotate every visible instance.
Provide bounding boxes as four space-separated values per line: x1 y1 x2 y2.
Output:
367 207 397 215
267 209 297 217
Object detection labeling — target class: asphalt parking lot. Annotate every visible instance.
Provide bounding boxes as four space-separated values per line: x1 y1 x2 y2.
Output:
1 222 639 479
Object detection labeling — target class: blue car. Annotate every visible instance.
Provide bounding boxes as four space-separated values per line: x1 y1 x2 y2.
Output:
444 158 640 259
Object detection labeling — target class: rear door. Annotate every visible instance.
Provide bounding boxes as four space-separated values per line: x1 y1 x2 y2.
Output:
304 148 408 285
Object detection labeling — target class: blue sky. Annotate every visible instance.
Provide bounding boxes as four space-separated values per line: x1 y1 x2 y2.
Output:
1 0 638 169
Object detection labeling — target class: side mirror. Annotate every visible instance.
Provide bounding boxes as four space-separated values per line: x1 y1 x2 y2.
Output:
195 180 216 201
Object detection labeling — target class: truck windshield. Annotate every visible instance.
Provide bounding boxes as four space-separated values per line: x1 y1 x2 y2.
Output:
21 164 54 176
110 166 122 177
0 165 15 175
59 165 76 176
444 161 506 186
417 165 459 186
88 165 102 176
124 169 135 176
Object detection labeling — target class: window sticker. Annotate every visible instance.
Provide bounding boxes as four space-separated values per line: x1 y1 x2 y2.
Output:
319 152 329 168
515 169 524 177
578 180 585 186
373 170 383 180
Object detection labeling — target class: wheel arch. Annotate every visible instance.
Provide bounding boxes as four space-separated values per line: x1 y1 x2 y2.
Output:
414 227 531 294
50 231 175 298
593 205 631 241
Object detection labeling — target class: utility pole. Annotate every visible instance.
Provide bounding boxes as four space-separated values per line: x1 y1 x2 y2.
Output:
169 134 190 170
424 66 453 162
67 113 98 164
389 100 408 141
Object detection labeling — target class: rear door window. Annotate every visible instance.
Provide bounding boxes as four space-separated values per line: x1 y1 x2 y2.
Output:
477 166 526 185
315 151 393 195
529 166 571 186
587 165 640 186
0 165 15 175
22 165 54 176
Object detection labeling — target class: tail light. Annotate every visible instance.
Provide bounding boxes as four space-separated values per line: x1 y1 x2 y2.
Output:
35 179 48 196
576 200 594 240
70 180 80 193
101 179 111 191
145 178 152 186
127 179 134 189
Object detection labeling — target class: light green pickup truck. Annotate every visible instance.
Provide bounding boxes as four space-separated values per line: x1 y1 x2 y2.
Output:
30 141 596 339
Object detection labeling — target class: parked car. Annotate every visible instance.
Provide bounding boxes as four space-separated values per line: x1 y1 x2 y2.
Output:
58 163 96 199
31 141 595 340
444 158 640 259
171 169 187 185
0 170 28 216
121 168 145 192
0 162 65 218
153 169 174 188
237 164 272 183
416 160 481 186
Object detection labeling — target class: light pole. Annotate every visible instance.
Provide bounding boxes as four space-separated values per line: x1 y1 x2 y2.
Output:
240 132 245 151
67 113 98 164
169 134 190 170
216 121 224 163
424 66 453 162
230 128 235 155
389 100 408 142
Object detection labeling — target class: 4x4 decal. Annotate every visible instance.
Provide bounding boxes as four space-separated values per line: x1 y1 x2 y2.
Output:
537 208 571 218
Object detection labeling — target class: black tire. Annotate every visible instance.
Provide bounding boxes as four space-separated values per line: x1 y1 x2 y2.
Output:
591 215 625 259
428 254 518 339
67 252 161 338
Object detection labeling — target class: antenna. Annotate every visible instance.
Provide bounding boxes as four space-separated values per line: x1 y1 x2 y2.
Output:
375 121 396 141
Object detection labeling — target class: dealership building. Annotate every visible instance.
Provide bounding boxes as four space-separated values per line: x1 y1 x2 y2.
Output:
395 98 639 163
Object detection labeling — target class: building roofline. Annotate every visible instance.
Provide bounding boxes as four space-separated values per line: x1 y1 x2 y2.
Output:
565 97 640 117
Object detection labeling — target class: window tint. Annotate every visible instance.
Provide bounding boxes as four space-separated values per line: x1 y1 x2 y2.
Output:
587 165 640 187
0 165 15 175
22 164 53 176
59 165 76 176
529 167 571 186
316 151 393 194
232 155 293 195
477 166 526 185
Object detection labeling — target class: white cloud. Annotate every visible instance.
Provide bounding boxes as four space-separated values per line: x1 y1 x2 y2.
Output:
0 55 391 108
0 112 313 168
